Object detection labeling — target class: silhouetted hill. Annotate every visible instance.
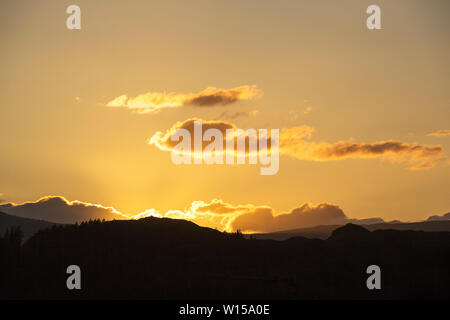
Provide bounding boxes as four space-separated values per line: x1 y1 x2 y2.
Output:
427 212 450 221
1 218 449 299
0 211 56 241
328 223 371 241
249 220 450 240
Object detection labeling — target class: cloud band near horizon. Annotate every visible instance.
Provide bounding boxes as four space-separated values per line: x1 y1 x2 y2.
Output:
1 196 448 233
0 196 375 232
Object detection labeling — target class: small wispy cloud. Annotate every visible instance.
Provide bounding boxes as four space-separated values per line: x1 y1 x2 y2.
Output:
303 106 313 115
427 130 450 137
287 106 312 123
218 109 260 120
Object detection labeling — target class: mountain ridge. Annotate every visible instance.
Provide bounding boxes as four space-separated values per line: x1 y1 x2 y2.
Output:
248 220 450 240
0 211 56 241
1 217 449 299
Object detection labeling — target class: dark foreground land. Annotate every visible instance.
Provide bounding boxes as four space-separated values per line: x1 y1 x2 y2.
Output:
1 217 449 299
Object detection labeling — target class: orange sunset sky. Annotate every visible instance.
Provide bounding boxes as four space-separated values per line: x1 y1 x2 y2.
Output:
0 0 449 232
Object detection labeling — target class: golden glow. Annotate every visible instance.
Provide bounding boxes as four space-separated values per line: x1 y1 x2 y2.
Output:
1 0 449 225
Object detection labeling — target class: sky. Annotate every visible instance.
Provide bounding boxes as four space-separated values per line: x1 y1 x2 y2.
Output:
0 0 449 231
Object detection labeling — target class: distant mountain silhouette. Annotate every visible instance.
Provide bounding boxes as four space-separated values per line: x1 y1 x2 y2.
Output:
249 220 450 240
0 211 56 241
427 212 450 221
327 223 371 241
1 217 448 299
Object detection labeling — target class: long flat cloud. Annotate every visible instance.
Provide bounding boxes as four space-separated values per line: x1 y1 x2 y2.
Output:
106 85 263 114
280 137 444 170
149 118 445 170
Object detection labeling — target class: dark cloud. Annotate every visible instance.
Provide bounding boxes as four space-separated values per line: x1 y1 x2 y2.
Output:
0 196 127 224
149 118 236 152
230 203 348 233
347 217 384 224
313 141 442 159
306 140 444 170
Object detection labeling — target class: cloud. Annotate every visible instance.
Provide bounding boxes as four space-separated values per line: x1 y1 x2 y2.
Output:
428 130 450 137
229 203 347 232
149 199 269 232
0 196 128 224
106 85 263 114
149 118 237 152
303 106 313 115
3 195 447 233
218 109 260 120
149 119 279 175
281 139 444 170
149 118 445 170
346 217 384 224
135 198 386 233
131 198 348 232
0 196 390 233
278 127 445 170
426 212 450 221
